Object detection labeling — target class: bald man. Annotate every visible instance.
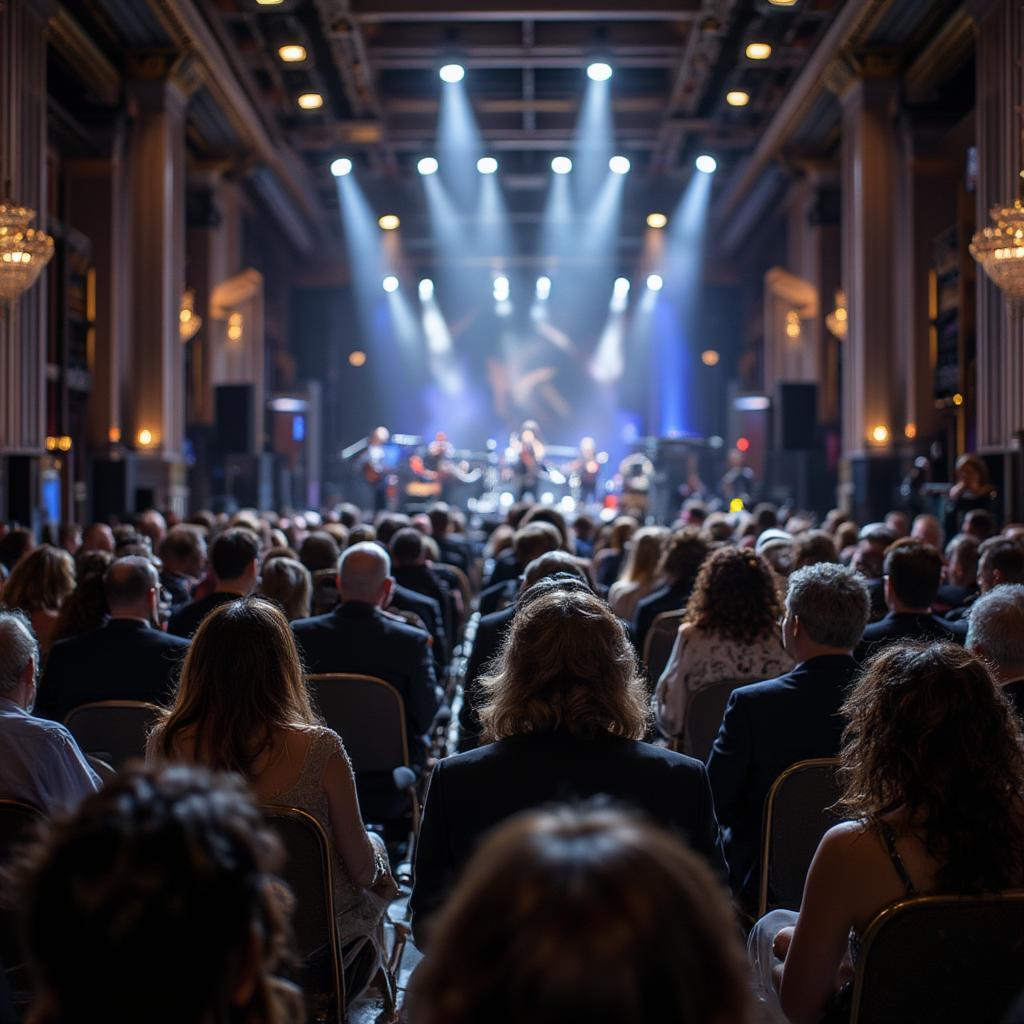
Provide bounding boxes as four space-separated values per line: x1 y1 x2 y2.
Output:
292 542 441 774
36 556 189 722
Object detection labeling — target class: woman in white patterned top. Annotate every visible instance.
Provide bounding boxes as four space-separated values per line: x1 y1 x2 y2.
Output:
655 546 793 738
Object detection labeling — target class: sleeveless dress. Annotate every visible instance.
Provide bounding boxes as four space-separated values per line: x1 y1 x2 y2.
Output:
266 726 391 982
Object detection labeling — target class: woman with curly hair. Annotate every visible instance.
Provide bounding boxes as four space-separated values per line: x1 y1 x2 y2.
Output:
654 546 792 738
410 576 727 946
749 643 1024 1023
1 544 76 657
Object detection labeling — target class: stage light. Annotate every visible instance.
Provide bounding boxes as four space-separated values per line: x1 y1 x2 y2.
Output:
418 278 434 301
609 155 631 175
348 351 367 367
611 276 631 313
587 61 613 82
330 157 352 177
695 154 718 174
646 273 664 292
551 156 573 175
378 214 400 231
726 90 750 107
297 92 323 110
736 436 751 452
646 212 668 229
729 497 745 513
382 275 399 293
493 275 510 302
278 44 306 62
746 42 772 60
536 276 551 300
439 63 465 83
417 156 439 176
701 349 720 366
476 156 498 174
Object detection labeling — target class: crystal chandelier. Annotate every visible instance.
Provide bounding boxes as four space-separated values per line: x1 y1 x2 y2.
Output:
970 198 1024 305
0 200 54 302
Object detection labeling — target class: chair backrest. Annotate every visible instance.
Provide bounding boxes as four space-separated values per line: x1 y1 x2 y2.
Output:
0 800 44 973
85 755 117 785
308 674 408 774
759 757 843 915
642 610 684 686
681 679 743 761
850 892 1024 1023
64 701 161 769
261 806 344 1021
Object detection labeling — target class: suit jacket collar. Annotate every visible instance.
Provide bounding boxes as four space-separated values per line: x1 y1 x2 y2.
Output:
334 601 377 619
103 617 152 631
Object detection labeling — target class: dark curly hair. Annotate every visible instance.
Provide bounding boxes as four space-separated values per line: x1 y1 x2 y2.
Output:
839 643 1024 893
684 546 781 643
16 763 301 1024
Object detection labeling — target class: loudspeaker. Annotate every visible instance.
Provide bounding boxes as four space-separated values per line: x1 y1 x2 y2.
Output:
775 382 818 451
215 385 254 455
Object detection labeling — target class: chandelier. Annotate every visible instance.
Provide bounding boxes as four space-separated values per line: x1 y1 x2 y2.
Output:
0 200 54 303
970 198 1024 305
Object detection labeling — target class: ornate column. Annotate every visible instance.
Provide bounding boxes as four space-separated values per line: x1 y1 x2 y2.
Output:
121 52 199 514
0 0 56 525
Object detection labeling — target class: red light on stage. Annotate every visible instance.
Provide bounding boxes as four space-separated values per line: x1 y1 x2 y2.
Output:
736 437 751 452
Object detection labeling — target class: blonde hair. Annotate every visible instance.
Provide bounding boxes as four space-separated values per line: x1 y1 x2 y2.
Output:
258 557 313 620
478 583 649 742
619 526 668 587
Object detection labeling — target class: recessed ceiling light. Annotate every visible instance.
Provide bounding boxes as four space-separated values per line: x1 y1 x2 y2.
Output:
256 0 284 5
767 0 798 5
646 212 668 229
726 90 751 107
745 42 772 60
278 44 306 62
378 214 400 231
297 92 323 110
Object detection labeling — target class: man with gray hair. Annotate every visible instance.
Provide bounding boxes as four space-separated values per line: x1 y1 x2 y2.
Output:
292 542 441 789
0 610 99 811
707 562 870 909
966 584 1024 720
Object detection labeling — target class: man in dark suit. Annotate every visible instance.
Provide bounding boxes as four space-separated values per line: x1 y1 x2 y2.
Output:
427 503 474 574
966 583 1024 720
167 528 259 637
707 563 870 909
157 525 207 612
292 541 441 768
37 557 189 722
855 539 965 661
632 527 710 652
390 528 455 655
458 553 591 751
946 536 1024 622
934 533 979 615
477 521 562 616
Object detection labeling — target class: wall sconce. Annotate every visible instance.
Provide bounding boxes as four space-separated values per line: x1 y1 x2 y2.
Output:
108 427 122 444
869 424 890 445
137 428 155 448
785 309 801 340
904 423 917 439
179 289 202 342
45 435 72 452
227 311 244 342
826 289 848 340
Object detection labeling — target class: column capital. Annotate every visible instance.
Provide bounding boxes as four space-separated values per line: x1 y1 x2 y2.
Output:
126 49 204 110
825 50 903 104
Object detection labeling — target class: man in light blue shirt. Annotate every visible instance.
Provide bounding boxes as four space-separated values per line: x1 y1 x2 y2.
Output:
0 609 99 812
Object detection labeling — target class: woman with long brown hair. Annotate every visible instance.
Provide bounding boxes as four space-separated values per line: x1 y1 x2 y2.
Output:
750 643 1024 1023
147 597 396 1003
1 544 76 656
409 806 755 1024
410 576 726 945
655 545 792 738
608 525 668 621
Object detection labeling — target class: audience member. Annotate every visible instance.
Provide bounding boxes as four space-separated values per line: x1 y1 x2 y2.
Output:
80 522 115 554
459 554 591 751
426 503 473 572
17 764 302 1024
292 542 440 773
967 584 1024 719
411 581 726 945
936 533 979 612
477 521 562 615
976 536 1024 593
51 550 113 643
150 598 397 1001
655 547 792 739
793 529 839 569
168 527 260 637
57 522 81 556
608 525 668 621
258 556 313 620
157 525 207 611
408 806 754 1024
856 540 965 659
749 643 1024 1022
390 527 454 651
135 509 167 551
708 564 869 906
0 610 98 811
299 530 341 573
593 516 637 589
910 512 943 550
884 509 910 537
36 557 188 722
632 527 710 653
0 545 76 656
755 528 795 577
964 507 996 542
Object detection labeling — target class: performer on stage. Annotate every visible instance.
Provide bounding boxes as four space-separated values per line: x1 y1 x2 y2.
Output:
359 425 393 512
618 451 655 519
410 431 456 502
569 436 601 506
509 420 546 500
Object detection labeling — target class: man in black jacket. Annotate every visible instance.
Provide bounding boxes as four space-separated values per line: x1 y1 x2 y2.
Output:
707 563 869 909
37 557 189 722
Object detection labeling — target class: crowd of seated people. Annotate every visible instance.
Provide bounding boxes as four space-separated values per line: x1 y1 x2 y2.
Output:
2 492 1024 1021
